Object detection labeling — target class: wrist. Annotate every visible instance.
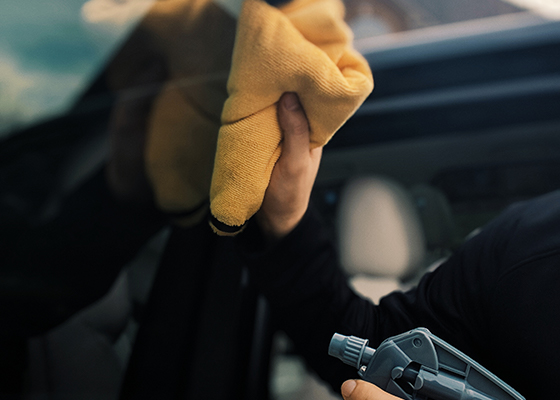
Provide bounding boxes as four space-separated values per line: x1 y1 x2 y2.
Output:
255 208 306 242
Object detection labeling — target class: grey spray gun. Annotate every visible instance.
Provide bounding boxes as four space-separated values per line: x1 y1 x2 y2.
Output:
329 328 524 400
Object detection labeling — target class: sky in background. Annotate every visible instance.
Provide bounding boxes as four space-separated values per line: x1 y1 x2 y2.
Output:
0 0 558 137
0 0 153 137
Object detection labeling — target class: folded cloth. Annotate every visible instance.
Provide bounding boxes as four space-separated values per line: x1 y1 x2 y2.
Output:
106 0 236 225
209 0 374 235
144 82 221 225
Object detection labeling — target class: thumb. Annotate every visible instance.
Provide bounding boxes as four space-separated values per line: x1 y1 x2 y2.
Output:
341 380 401 400
277 92 311 162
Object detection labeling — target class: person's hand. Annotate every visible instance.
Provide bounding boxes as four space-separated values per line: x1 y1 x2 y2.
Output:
341 380 401 400
255 92 323 240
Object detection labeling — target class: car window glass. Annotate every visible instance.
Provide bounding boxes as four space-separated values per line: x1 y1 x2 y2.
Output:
344 0 560 41
2 0 558 138
0 0 154 138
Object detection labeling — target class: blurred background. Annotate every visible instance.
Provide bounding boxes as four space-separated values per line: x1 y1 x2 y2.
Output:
0 1 559 400
1 0 559 139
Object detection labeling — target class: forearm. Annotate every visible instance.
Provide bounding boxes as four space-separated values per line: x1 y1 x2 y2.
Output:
237 206 374 389
236 203 480 391
235 93 423 390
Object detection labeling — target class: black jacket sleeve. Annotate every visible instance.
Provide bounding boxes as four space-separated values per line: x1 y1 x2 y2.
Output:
236 206 492 390
237 191 560 399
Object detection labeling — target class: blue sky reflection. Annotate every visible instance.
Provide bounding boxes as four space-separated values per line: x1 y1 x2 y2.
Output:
0 0 153 137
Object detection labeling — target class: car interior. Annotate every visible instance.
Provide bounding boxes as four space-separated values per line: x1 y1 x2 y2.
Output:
0 0 559 399
281 11 560 399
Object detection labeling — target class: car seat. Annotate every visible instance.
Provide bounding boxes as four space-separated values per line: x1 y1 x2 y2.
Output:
24 230 167 400
336 175 454 302
25 271 131 400
23 130 169 400
270 176 457 400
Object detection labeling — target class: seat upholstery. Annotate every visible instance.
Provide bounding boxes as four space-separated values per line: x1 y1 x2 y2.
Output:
336 176 428 302
24 230 168 400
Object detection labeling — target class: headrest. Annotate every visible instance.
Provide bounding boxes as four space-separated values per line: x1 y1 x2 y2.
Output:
337 176 426 279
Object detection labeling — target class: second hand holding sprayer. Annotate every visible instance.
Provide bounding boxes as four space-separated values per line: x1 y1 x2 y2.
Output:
329 328 525 400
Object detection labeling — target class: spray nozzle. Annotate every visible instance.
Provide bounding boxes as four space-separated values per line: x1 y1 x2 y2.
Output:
328 333 376 370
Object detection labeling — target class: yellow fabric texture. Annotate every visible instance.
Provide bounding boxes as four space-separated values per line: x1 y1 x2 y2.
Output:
107 0 236 225
209 0 374 234
107 0 372 231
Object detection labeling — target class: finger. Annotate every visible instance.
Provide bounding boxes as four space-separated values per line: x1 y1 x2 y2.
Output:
277 92 311 162
341 380 401 400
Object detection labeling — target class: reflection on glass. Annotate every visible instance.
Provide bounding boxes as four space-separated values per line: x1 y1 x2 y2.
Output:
504 0 560 18
344 0 526 39
0 0 154 137
1 0 558 138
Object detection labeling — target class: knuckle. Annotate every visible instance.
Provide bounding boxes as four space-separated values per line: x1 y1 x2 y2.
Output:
280 109 309 136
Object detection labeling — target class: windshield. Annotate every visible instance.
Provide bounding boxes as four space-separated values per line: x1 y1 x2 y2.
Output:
0 2 558 400
0 0 557 137
0 0 154 138
345 0 560 40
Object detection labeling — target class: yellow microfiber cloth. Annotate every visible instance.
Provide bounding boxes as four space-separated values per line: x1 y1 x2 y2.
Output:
106 0 236 225
141 0 236 224
208 0 374 235
105 0 372 231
